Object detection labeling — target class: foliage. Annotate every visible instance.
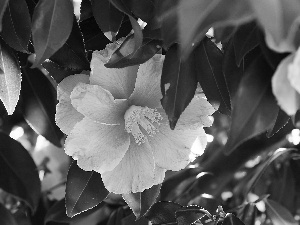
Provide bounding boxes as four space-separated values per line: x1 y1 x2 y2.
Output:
0 0 300 225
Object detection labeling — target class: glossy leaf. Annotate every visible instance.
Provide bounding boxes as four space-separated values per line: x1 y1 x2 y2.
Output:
105 34 162 68
1 0 31 53
80 0 93 21
0 40 21 115
214 25 237 43
0 133 41 212
233 21 259 66
236 203 257 225
122 213 149 225
91 0 124 41
194 37 231 115
32 0 74 67
0 0 8 31
122 184 161 218
177 0 254 58
126 0 155 22
20 65 64 147
224 55 278 154
145 201 182 224
161 44 198 129
267 109 290 137
0 203 18 225
49 18 90 71
107 207 124 225
222 213 245 225
175 206 209 225
66 161 109 217
264 199 297 225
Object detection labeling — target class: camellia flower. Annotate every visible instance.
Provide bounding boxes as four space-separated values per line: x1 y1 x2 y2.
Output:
55 41 215 194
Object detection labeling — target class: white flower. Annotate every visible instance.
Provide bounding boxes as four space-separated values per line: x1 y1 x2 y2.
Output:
55 42 215 194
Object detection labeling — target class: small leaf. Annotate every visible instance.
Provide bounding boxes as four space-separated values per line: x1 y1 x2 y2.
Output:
1 0 31 53
66 161 109 217
20 64 64 147
0 133 41 212
224 55 278 154
233 21 259 66
264 199 297 225
32 0 74 67
122 184 161 218
222 213 245 225
0 40 21 115
0 0 9 31
175 206 209 225
267 109 290 137
194 37 231 115
144 201 182 224
49 18 90 71
91 0 124 41
160 44 198 129
0 203 18 225
105 34 162 68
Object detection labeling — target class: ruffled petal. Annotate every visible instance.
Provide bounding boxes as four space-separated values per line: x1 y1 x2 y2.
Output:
56 74 89 134
129 55 164 108
90 51 139 99
101 137 155 194
70 83 128 124
65 117 130 173
176 95 215 129
148 123 206 171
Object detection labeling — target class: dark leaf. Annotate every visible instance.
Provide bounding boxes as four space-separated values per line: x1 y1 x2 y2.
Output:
222 213 245 225
195 37 231 115
0 203 18 225
107 207 124 225
161 44 198 129
1 0 31 53
105 34 162 68
264 199 297 225
0 133 41 212
49 18 89 71
122 184 161 218
80 0 93 21
66 161 109 217
31 0 74 67
267 109 290 137
79 16 110 51
125 0 155 22
91 0 124 41
0 39 21 115
175 206 209 225
236 203 257 225
25 0 38 17
144 201 182 224
233 21 259 66
122 213 149 225
109 0 132 16
20 65 64 147
0 0 9 31
214 25 237 43
224 55 278 154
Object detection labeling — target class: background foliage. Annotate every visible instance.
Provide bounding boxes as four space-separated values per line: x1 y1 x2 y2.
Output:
0 0 300 225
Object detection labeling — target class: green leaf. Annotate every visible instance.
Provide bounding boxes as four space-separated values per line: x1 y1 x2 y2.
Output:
125 0 155 22
105 34 162 68
267 109 290 137
233 21 259 66
0 133 41 212
214 25 237 43
107 207 124 225
160 44 198 129
236 203 257 225
0 40 21 115
122 213 149 225
1 0 31 53
66 161 109 217
31 0 74 67
20 65 64 147
194 37 231 115
222 213 245 225
175 206 209 225
91 0 124 41
144 201 182 224
0 203 18 225
224 55 278 154
122 184 161 218
49 18 90 71
264 199 297 225
80 0 93 21
0 0 9 31
177 0 254 58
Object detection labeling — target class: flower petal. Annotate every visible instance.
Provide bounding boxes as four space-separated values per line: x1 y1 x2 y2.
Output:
70 83 128 124
272 53 300 115
176 95 215 129
65 117 130 173
90 51 139 99
288 48 300 93
129 55 164 108
153 165 166 185
148 123 206 171
101 137 155 194
56 74 89 134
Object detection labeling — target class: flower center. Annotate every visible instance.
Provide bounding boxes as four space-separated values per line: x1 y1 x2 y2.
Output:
124 105 162 145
